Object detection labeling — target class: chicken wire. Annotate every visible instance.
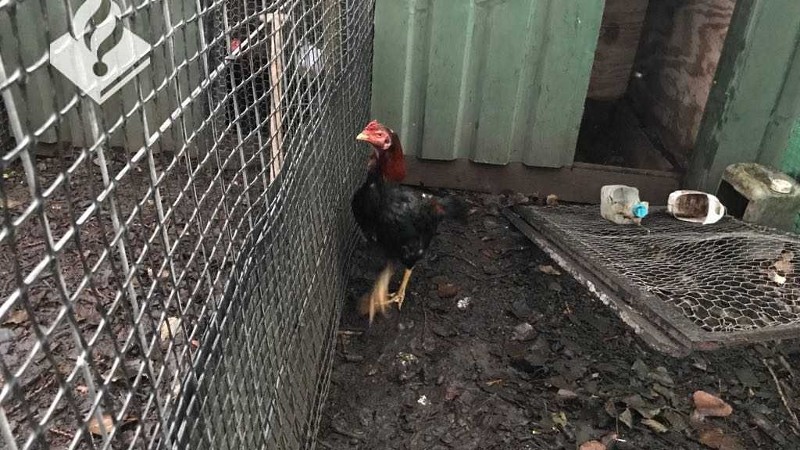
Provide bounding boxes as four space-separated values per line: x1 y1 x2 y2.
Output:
509 205 800 355
0 0 373 448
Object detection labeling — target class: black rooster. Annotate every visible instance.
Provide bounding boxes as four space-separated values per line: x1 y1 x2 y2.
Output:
352 120 467 322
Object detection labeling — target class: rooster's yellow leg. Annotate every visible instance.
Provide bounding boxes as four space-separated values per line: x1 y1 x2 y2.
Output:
359 264 394 324
388 268 413 310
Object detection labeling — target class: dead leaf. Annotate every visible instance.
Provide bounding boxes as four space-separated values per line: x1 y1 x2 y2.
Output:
87 415 114 435
663 410 689 432
546 194 559 206
0 196 24 209
4 309 29 326
538 265 561 276
642 418 669 433
551 411 568 429
485 379 504 386
511 322 535 341
444 385 461 401
693 391 733 420
103 360 145 383
75 385 89 395
770 271 787 285
579 441 606 450
191 339 200 348
619 408 634 429
74 300 101 325
437 283 459 299
774 251 794 274
600 433 619 447
697 426 745 450
159 317 182 341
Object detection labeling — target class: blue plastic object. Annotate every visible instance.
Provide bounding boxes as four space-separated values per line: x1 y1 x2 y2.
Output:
632 202 648 219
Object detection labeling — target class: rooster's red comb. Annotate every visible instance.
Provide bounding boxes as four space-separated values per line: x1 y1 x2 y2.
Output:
363 120 384 132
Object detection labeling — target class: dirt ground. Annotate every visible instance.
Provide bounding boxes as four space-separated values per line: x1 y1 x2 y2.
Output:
317 192 800 450
0 151 248 448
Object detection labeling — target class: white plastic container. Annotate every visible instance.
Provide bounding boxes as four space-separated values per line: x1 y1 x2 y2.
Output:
667 190 726 225
600 185 649 225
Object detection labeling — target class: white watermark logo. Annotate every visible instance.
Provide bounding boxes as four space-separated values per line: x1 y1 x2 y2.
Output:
49 0 150 104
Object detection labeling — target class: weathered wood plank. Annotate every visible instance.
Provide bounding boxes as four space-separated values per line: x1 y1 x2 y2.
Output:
524 0 605 168
403 158 680 205
686 0 800 192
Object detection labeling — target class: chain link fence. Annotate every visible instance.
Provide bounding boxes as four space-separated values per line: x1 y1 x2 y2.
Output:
0 0 373 448
511 205 800 354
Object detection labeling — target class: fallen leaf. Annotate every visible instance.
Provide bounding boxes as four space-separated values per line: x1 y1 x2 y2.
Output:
546 194 559 206
600 432 619 447
697 426 745 450
642 418 669 433
538 265 561 276
663 409 689 432
103 360 145 382
87 415 114 435
770 271 787 285
551 411 568 429
191 339 200 348
437 283 459 299
579 441 606 450
511 322 535 341
444 385 461 401
75 385 89 395
693 391 733 420
649 366 675 386
774 251 794 274
159 317 182 341
4 309 29 326
485 379 504 386
619 408 634 429
631 359 650 380
0 197 24 209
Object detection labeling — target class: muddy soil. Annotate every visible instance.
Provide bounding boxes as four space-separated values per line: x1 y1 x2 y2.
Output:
318 192 800 450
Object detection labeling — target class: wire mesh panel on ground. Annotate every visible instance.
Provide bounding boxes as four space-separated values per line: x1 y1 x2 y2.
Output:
507 205 800 356
0 0 373 448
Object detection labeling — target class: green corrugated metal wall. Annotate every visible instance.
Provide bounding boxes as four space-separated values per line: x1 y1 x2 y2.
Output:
371 0 605 168
781 119 800 231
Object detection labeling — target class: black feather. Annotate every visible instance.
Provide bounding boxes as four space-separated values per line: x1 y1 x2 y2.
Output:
351 174 464 269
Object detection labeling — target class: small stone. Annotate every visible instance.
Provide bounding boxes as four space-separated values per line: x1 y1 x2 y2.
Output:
344 353 364 363
511 322 535 341
509 192 530 205
557 388 578 400
0 328 16 343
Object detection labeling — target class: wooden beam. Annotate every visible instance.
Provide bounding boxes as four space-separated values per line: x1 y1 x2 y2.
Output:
402 158 681 205
686 0 800 192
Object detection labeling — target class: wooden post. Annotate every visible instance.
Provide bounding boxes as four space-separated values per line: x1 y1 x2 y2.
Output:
265 13 287 181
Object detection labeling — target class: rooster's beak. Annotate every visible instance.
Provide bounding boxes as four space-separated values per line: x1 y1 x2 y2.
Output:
356 132 369 142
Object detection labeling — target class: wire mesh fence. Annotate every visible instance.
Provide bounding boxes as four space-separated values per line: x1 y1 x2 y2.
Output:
0 0 373 448
511 205 800 354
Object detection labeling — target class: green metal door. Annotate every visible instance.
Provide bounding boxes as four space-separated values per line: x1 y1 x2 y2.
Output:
371 0 605 168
